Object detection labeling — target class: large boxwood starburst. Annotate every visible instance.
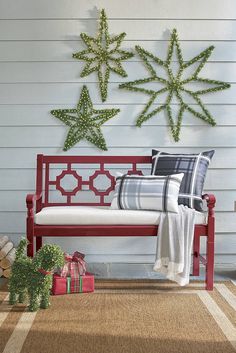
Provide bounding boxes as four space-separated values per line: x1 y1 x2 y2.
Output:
51 86 120 151
72 9 134 102
119 29 230 141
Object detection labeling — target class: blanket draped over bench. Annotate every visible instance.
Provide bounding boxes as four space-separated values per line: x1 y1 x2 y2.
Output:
26 155 216 290
154 205 196 286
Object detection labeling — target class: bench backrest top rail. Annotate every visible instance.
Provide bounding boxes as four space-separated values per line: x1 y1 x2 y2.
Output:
41 155 152 164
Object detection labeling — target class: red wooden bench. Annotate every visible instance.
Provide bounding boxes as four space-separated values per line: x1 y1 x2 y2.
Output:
26 154 215 290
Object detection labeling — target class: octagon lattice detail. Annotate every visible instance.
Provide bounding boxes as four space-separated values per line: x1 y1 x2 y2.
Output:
89 170 115 196
56 170 82 196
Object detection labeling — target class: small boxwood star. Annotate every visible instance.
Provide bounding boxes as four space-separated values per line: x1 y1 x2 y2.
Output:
51 86 120 151
72 9 134 102
119 29 230 141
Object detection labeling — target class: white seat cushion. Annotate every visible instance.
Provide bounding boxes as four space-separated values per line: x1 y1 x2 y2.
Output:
35 206 207 226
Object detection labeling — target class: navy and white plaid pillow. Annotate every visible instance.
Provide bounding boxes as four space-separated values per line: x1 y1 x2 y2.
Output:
111 173 184 213
151 150 215 211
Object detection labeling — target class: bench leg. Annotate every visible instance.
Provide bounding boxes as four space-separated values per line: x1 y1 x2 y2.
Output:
205 240 214 290
26 218 34 257
192 234 200 276
36 237 42 252
205 216 215 291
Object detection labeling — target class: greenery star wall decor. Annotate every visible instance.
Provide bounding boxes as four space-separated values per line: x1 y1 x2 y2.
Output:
119 29 231 141
72 9 134 102
51 86 120 151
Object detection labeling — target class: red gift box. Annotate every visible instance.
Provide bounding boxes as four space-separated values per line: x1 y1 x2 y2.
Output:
52 272 94 295
52 275 67 295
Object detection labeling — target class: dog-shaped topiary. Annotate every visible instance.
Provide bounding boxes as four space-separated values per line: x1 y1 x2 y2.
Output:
9 239 64 311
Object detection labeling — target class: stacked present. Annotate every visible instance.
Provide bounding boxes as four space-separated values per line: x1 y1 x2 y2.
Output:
52 274 94 295
52 251 94 295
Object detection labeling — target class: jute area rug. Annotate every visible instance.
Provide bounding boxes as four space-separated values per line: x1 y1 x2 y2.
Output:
0 280 236 353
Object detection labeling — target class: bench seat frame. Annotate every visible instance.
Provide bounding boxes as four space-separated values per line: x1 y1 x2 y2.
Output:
26 154 215 290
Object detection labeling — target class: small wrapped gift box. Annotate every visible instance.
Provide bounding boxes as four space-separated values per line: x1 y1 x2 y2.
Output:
52 272 94 295
59 251 86 278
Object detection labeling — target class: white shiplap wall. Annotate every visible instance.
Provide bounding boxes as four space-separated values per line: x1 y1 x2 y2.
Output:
0 0 236 264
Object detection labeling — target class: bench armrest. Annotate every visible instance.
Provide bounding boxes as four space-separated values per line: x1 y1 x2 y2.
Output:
26 193 42 210
202 193 216 217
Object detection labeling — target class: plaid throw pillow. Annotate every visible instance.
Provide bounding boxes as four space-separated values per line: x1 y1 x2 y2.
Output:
111 174 184 213
151 150 215 211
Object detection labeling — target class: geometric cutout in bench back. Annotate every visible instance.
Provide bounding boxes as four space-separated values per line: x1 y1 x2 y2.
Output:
56 170 82 196
89 170 115 196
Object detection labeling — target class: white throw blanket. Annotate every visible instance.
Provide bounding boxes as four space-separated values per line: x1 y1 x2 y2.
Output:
153 205 196 286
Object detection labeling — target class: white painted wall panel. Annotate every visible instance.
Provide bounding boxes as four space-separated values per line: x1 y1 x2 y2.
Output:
0 62 235 83
0 20 235 41
1 41 235 62
0 83 234 104
0 0 235 264
0 126 235 147
0 147 235 168
0 105 235 126
0 103 236 127
0 0 235 19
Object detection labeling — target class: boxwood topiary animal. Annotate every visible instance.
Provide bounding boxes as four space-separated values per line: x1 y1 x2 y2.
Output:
9 239 64 311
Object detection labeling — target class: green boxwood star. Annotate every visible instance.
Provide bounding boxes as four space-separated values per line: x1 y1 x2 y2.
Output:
72 9 134 102
51 86 120 151
119 28 230 141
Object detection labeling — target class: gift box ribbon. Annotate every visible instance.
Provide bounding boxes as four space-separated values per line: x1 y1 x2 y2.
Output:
61 251 86 278
66 277 82 293
64 251 85 262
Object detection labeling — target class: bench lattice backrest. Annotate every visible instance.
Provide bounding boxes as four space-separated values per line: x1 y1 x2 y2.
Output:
36 155 152 210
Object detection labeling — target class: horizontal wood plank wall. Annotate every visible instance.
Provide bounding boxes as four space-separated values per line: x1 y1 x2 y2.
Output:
0 0 235 264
